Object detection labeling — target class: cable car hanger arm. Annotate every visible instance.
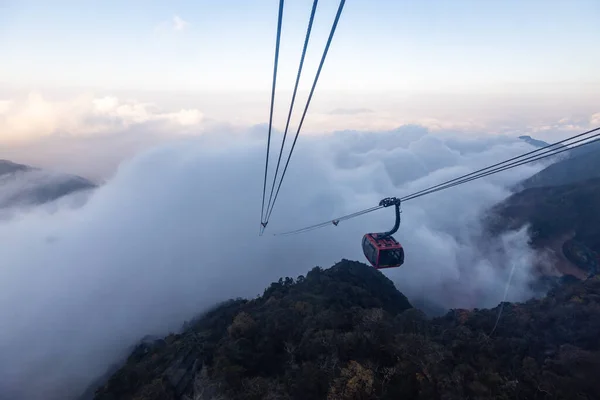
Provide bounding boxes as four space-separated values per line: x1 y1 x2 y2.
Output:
378 197 401 238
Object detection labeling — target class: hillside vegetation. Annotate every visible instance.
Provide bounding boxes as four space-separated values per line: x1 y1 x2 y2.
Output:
89 260 600 400
516 142 600 191
485 177 600 258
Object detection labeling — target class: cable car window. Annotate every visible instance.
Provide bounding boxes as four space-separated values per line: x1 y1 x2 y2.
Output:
366 243 377 264
363 237 377 264
379 248 403 266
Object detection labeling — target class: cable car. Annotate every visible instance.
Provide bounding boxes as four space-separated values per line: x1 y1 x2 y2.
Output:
361 197 405 269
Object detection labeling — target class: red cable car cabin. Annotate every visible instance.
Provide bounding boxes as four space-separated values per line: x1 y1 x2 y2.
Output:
362 233 404 269
361 197 405 269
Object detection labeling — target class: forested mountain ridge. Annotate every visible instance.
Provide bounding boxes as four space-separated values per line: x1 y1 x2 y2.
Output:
89 260 600 400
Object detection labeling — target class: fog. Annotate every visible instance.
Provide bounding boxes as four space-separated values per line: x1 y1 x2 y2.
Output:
0 125 548 399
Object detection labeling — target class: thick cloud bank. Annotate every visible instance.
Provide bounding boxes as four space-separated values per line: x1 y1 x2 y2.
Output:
0 125 548 399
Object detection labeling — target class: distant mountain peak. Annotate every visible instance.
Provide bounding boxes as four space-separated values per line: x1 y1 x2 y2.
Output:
514 138 600 190
0 159 97 210
0 159 33 176
518 135 552 148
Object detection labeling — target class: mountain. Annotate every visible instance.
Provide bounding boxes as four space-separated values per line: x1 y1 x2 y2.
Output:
518 135 553 148
490 138 600 271
487 176 600 250
0 159 97 209
515 139 600 191
86 259 600 400
0 159 30 175
485 175 600 281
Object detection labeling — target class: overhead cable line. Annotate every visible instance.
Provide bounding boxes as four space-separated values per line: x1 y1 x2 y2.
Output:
400 131 600 202
273 126 600 236
263 0 346 227
265 0 319 226
401 126 600 201
260 0 285 233
276 205 384 236
277 132 600 236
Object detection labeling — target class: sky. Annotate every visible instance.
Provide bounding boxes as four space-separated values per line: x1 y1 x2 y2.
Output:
1 0 599 157
2 0 599 92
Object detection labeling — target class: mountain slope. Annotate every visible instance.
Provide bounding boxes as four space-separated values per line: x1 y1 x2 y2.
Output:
516 141 600 190
0 159 97 209
88 260 600 400
90 259 412 400
484 176 600 282
0 159 30 175
486 177 600 251
518 135 554 148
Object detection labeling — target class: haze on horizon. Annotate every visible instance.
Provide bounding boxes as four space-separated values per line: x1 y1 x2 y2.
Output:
1 0 599 180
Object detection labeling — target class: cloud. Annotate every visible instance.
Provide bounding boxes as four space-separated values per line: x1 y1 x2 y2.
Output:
0 93 232 182
0 100 14 115
329 108 374 115
172 15 190 31
0 92 204 145
529 113 600 136
0 123 554 399
154 15 190 34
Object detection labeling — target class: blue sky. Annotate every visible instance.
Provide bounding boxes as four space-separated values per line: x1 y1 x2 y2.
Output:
2 0 599 92
0 0 599 154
